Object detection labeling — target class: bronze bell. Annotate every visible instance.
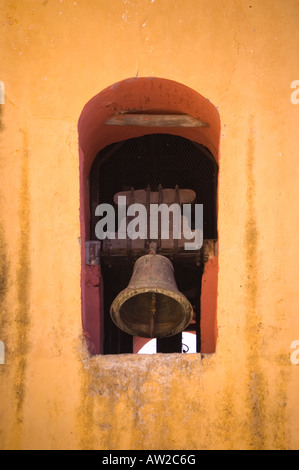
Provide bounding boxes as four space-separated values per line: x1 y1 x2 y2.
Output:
110 254 194 338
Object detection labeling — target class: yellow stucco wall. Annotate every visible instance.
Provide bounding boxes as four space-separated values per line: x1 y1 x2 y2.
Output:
0 0 299 450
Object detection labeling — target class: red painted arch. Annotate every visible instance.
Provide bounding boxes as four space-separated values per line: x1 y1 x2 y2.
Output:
78 77 220 355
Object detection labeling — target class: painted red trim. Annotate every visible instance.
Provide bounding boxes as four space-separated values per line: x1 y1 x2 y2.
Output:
83 265 104 355
78 77 220 355
200 256 219 354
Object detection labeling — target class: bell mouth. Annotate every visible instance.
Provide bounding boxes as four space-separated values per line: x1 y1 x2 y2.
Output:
110 288 193 338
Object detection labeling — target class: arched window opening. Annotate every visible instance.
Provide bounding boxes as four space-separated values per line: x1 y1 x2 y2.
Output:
78 77 220 356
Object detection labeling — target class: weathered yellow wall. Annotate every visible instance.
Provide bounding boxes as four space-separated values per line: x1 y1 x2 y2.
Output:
0 0 299 450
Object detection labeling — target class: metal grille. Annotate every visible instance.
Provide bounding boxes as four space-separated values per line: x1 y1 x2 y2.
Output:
90 133 218 241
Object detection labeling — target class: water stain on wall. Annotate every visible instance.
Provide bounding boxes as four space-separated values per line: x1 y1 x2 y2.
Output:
271 353 291 450
244 122 291 449
0 223 8 309
244 119 267 449
11 130 31 447
80 353 208 450
0 221 9 371
77 340 96 450
0 103 9 375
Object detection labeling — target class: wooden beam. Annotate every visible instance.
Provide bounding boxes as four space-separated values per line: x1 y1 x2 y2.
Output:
114 188 196 205
105 113 209 128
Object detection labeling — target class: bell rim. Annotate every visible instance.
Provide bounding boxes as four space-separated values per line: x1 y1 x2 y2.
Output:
110 287 194 339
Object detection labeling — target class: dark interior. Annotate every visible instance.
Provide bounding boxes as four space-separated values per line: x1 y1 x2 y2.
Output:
90 134 218 354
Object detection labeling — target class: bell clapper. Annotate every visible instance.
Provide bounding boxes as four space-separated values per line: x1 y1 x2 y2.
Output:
150 292 157 338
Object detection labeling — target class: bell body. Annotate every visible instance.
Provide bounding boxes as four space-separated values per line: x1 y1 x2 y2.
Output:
110 254 194 338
